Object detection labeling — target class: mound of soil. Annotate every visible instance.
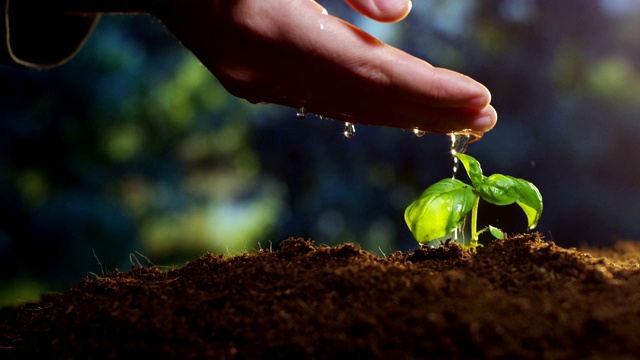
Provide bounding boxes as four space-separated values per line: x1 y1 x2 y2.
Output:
2 233 640 359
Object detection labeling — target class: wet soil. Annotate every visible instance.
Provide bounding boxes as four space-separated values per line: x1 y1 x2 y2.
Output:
2 233 640 359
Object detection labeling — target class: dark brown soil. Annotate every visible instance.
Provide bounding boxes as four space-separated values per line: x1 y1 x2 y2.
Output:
2 233 640 359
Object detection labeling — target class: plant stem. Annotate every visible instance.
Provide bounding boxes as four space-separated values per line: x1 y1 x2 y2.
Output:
470 195 481 249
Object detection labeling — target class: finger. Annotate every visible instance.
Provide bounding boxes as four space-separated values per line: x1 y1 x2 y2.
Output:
303 98 497 135
266 5 495 133
345 0 412 22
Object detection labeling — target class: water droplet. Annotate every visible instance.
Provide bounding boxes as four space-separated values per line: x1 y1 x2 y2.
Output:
450 132 474 179
413 128 426 137
452 225 461 243
343 122 355 138
451 132 473 155
296 107 307 120
450 218 467 243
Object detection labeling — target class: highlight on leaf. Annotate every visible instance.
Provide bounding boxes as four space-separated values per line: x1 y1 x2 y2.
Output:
404 178 475 243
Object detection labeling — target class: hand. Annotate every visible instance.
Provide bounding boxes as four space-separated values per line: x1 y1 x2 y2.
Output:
152 0 496 135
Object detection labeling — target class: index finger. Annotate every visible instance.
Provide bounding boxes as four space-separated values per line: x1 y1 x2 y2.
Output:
279 2 495 133
344 0 413 22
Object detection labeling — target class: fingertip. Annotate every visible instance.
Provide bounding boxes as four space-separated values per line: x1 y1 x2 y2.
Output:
346 0 412 23
473 105 498 132
403 1 413 20
389 0 412 22
466 89 492 110
457 76 492 110
466 96 489 110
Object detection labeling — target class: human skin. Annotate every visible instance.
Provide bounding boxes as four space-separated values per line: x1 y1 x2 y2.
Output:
55 0 497 135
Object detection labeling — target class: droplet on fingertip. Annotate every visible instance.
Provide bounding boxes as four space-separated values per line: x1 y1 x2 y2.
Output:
343 122 355 138
296 107 307 120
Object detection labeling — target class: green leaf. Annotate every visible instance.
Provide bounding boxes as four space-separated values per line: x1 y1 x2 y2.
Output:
455 153 484 188
478 174 543 230
477 174 520 206
489 225 504 239
509 176 543 229
404 178 476 244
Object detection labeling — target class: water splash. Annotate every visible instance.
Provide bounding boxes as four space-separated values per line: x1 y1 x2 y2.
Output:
343 122 356 138
296 107 307 120
413 128 426 137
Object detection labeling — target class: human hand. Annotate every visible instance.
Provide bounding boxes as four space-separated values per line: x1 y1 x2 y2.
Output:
152 0 496 135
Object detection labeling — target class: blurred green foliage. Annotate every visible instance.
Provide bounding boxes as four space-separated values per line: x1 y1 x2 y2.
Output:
2 0 640 306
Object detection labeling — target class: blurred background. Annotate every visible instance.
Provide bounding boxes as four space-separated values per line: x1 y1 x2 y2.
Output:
2 0 640 305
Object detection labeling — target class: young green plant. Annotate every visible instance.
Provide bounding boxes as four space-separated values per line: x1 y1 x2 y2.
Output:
404 153 543 249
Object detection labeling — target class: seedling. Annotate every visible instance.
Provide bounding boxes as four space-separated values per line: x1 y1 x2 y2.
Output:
404 153 542 250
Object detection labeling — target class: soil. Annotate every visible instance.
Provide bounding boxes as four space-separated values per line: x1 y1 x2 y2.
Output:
2 233 640 359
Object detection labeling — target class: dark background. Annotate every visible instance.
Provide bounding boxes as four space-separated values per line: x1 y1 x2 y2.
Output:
2 0 640 305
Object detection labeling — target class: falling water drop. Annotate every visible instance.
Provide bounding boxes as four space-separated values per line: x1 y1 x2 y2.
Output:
451 224 463 244
413 128 426 137
449 131 481 242
450 132 473 179
296 107 307 120
343 122 356 138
